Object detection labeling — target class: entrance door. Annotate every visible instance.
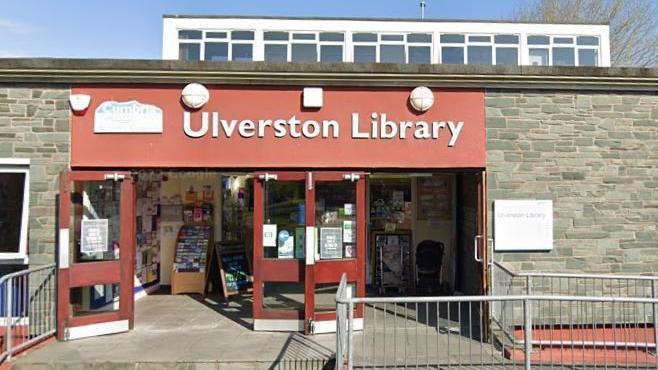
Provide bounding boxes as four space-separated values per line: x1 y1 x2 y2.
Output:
57 171 135 340
252 172 366 333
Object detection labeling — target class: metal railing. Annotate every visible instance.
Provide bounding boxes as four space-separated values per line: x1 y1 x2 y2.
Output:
336 273 658 369
0 264 56 362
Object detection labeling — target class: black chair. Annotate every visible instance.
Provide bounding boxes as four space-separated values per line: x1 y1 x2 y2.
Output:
415 240 444 294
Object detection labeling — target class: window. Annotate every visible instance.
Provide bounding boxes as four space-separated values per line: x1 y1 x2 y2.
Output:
204 43 228 62
494 34 519 66
319 32 344 63
264 31 289 62
527 35 550 66
527 34 599 66
577 36 599 66
553 47 575 66
353 33 377 63
440 33 509 65
379 34 406 64
265 31 344 63
179 44 200 61
178 29 254 62
440 34 465 64
0 159 29 263
468 45 492 65
292 43 317 62
407 33 432 64
529 49 549 66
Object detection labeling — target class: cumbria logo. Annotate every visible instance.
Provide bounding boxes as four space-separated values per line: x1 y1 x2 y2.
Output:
94 100 164 134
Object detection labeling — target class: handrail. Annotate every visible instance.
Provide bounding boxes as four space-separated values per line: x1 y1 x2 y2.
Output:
0 264 55 286
493 260 658 281
342 294 658 305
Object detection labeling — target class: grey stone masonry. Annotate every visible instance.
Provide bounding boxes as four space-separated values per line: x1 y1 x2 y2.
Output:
0 85 70 265
487 90 658 274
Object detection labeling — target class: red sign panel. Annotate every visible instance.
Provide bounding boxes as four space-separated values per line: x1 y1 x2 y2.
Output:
71 85 485 169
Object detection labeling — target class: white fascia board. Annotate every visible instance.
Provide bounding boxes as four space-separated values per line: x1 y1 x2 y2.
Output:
0 158 30 166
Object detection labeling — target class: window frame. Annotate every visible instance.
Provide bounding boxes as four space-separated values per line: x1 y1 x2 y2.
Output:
177 29 255 62
526 34 600 66
0 158 30 264
263 30 346 63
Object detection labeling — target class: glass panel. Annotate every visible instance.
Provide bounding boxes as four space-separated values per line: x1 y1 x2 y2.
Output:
0 173 25 253
380 45 405 64
264 31 289 41
496 47 518 66
353 33 377 42
440 34 465 43
578 49 598 66
528 35 550 45
264 181 305 259
468 35 491 42
408 33 432 43
263 282 304 310
381 34 404 42
70 284 120 316
467 46 492 64
292 33 316 40
291 44 317 62
264 44 288 62
553 47 575 66
529 48 549 66
315 181 357 260
319 32 344 42
409 46 431 64
206 32 227 39
178 30 202 40
231 31 254 40
232 44 253 61
179 43 200 61
442 47 464 64
315 283 355 312
72 180 121 263
577 36 599 46
494 34 519 44
205 42 228 61
320 45 343 62
354 45 376 63
554 37 574 44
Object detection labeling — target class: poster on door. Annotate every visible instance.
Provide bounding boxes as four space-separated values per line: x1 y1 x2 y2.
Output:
320 227 343 259
81 219 109 254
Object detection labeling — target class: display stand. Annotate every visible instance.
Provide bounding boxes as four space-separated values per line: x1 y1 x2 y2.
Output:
371 230 412 295
171 223 213 295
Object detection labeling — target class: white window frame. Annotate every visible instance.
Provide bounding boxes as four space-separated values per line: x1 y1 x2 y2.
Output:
262 31 346 63
493 34 520 66
352 32 379 63
0 158 30 265
176 29 255 62
406 33 433 64
527 34 600 67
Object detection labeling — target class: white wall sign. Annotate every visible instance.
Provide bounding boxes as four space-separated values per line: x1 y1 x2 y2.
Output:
95 100 163 133
80 219 109 254
494 200 553 252
262 224 277 247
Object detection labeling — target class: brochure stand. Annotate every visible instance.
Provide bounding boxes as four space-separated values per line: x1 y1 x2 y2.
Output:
171 223 213 295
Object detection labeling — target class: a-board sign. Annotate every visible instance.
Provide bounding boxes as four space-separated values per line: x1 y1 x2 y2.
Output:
494 200 553 252
80 219 109 254
208 245 253 298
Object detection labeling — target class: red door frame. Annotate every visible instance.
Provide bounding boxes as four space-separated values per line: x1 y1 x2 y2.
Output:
252 171 366 333
57 170 135 340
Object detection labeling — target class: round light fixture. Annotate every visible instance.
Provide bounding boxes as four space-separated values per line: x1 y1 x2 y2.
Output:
181 83 210 109
409 86 434 112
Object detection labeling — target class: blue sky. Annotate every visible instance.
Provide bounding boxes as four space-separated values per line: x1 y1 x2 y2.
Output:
0 0 523 59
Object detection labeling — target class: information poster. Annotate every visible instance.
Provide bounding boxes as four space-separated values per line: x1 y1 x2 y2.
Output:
81 219 109 254
417 176 452 220
294 227 305 259
494 200 553 251
343 220 355 243
263 224 277 247
320 227 343 259
277 229 294 259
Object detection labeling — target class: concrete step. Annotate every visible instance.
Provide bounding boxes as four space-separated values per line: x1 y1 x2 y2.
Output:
11 358 334 370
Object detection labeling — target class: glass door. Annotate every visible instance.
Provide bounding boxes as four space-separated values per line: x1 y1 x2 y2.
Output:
252 172 308 331
57 171 135 340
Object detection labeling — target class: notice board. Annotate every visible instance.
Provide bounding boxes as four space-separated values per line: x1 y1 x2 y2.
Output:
219 250 253 297
494 200 553 252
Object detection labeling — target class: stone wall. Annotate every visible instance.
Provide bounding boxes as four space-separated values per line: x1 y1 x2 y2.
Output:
487 90 658 274
0 85 70 265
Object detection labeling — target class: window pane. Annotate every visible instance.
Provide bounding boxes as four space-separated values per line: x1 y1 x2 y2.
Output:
320 45 343 62
264 31 289 41
293 33 316 40
467 45 492 64
409 46 431 64
263 282 304 310
553 47 575 66
264 44 287 62
204 42 228 61
578 49 598 66
577 36 599 46
319 32 344 42
495 47 518 66
206 32 227 39
441 47 464 64
468 35 491 42
440 34 465 43
232 44 253 61
529 48 549 66
231 31 254 40
380 45 405 63
554 37 574 44
353 33 377 42
381 34 404 42
315 181 357 260
291 43 317 62
494 34 519 44
179 43 200 61
264 181 305 260
70 284 120 317
408 33 432 43
0 173 25 253
178 30 202 40
354 45 376 63
528 35 550 45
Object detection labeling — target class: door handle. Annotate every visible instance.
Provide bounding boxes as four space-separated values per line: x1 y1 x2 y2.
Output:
258 173 278 182
474 235 483 263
